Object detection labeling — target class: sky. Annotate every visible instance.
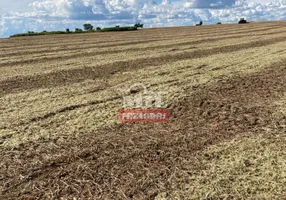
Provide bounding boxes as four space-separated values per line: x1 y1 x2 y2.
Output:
0 0 286 38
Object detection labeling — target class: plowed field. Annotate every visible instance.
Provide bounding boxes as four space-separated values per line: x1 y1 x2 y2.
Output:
0 21 286 199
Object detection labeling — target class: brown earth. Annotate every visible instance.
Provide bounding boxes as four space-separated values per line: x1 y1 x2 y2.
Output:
0 21 286 199
1 34 286 96
1 61 286 199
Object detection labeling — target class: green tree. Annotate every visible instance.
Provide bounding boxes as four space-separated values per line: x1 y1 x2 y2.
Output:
238 18 248 24
134 23 144 28
83 24 94 31
75 28 83 32
196 21 203 26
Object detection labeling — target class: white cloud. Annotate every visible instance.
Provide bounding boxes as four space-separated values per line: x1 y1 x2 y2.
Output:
1 0 286 38
185 0 238 8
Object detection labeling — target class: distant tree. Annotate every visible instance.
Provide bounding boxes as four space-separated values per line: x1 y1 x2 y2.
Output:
217 22 222 24
83 23 94 31
196 21 203 26
28 31 34 34
238 18 249 24
96 27 102 31
75 28 83 32
134 23 144 28
116 25 120 28
66 28 70 33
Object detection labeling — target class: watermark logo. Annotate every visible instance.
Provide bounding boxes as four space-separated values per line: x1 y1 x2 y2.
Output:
119 83 168 122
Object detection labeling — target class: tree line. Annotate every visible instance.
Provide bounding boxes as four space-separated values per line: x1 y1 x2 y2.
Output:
10 18 251 38
10 23 144 37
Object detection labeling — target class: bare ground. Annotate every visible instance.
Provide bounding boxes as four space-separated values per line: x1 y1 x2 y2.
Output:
1 62 285 199
0 22 286 199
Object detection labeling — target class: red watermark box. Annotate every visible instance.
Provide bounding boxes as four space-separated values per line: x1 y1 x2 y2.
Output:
120 109 169 122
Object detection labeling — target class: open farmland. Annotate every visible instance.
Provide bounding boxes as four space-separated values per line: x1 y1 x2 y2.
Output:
0 21 286 199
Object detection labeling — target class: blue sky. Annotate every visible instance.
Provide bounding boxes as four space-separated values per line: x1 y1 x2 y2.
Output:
0 0 285 38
